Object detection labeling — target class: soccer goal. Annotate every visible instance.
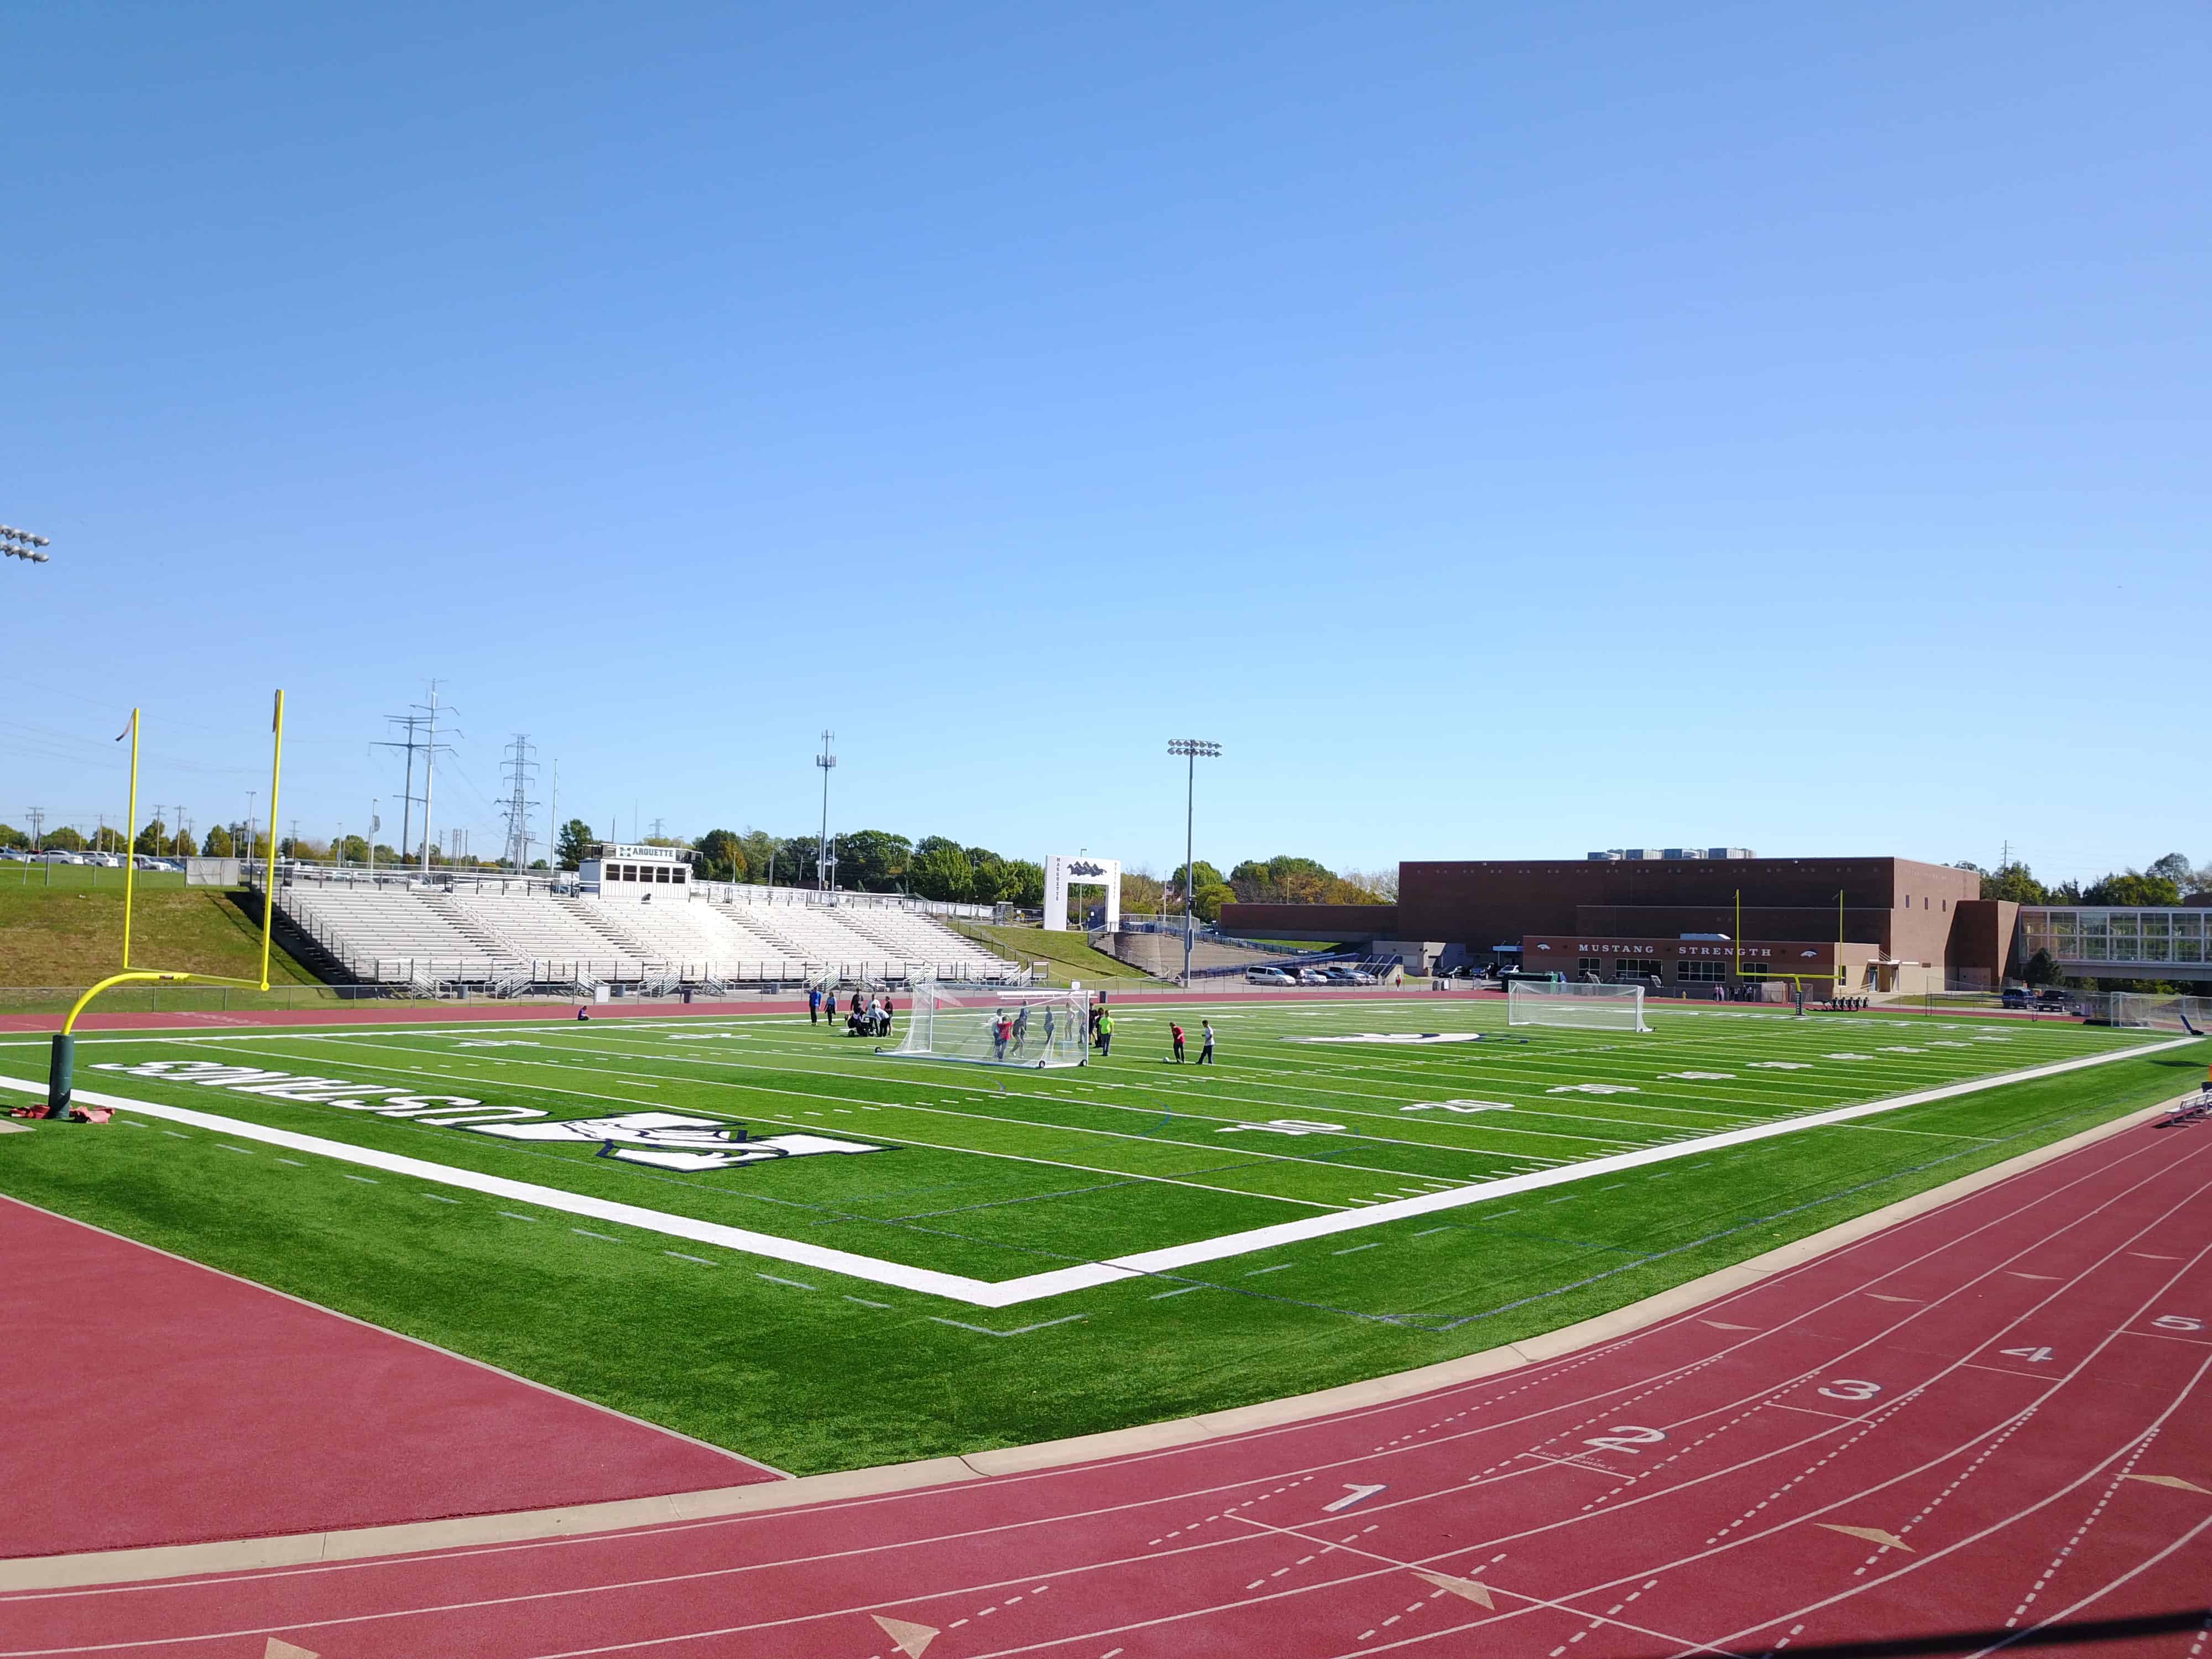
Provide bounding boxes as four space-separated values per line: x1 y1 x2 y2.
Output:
883 982 1091 1068
1507 980 1651 1034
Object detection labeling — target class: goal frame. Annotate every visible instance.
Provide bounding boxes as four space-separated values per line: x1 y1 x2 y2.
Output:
1507 979 1651 1034
879 981 1092 1069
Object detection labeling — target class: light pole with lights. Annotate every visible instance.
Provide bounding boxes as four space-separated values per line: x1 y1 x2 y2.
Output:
1 524 51 565
1167 739 1222 985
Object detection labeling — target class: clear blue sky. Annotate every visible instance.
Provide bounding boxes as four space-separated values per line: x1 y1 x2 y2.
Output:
3 3 2204 884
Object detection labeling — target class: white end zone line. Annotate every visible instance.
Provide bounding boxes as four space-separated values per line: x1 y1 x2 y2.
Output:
0 1037 2190 1310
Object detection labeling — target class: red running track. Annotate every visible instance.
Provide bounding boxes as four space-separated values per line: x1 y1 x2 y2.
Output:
7 1120 2211 1657
0 1198 778 1559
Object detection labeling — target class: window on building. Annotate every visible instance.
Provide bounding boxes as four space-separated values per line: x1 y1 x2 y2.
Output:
1677 960 1728 983
672 867 687 884
654 865 670 883
1740 961 1773 979
1577 957 1603 977
1614 958 1653 981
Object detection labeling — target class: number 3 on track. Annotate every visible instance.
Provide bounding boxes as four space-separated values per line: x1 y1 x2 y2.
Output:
1999 1346 2056 1363
1817 1379 1882 1401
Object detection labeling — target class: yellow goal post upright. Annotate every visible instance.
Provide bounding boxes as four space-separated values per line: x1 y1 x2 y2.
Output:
43 691 286 1120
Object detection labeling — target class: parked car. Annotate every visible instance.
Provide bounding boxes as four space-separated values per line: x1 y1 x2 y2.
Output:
1296 968 1332 985
1246 967 1295 985
2001 986 2032 1008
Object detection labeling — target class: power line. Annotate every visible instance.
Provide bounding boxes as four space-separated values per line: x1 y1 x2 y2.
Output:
500 734 540 871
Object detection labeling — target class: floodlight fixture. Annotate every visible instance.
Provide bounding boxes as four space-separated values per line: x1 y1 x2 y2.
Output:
1 523 51 564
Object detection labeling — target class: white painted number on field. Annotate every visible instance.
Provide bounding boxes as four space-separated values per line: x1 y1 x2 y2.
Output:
2152 1315 2205 1333
1583 1425 1667 1454
1216 1119 1345 1136
1817 1379 1883 1401
2000 1346 2056 1364
1400 1100 1515 1115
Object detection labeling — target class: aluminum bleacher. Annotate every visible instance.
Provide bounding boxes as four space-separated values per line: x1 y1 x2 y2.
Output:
274 881 1018 991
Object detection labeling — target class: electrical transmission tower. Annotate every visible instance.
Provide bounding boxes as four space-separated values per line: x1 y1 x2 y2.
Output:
500 734 540 871
374 682 458 873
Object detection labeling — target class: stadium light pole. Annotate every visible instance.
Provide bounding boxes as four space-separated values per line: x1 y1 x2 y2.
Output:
1167 740 1222 987
815 730 837 894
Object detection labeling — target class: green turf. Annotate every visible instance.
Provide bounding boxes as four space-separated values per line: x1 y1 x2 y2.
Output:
0 1001 2193 1474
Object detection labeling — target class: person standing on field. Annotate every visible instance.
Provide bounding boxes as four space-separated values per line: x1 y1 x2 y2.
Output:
1171 1022 1186 1062
808 985 821 1025
1097 1009 1114 1057
1198 1019 1215 1064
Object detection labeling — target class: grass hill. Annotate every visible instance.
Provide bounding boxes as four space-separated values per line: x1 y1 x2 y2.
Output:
949 920 1157 985
0 865 319 998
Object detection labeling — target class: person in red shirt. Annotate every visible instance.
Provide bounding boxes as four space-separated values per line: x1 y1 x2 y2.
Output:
1171 1022 1186 1062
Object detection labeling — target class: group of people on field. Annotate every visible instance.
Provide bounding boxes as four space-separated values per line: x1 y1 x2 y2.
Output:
806 984 894 1038
1079 994 1213 1064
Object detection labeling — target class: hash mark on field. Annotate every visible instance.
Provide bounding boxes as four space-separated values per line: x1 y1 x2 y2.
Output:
844 1295 890 1307
1246 1264 1295 1276
498 1211 539 1223
421 1193 461 1204
274 1157 304 1166
1333 1243 1380 1255
161 1130 189 1139
216 1144 254 1155
573 1228 618 1241
342 1174 379 1184
665 1251 715 1265
929 1314 1087 1337
1150 1285 1209 1298
1414 1227 1454 1237
759 1273 817 1290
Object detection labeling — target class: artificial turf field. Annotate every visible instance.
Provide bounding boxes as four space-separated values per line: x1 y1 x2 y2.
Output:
0 997 2198 1475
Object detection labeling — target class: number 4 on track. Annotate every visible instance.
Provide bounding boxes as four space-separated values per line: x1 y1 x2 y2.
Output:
1999 1346 2056 1364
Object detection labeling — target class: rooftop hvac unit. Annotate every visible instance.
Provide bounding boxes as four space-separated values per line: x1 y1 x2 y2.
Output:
1709 847 1755 859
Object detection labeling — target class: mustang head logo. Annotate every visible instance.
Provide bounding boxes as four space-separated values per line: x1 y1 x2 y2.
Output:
463 1111 888 1172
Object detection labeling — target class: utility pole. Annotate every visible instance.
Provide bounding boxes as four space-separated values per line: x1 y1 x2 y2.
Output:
27 807 45 851
650 816 666 840
369 800 380 881
1167 741 1222 986
375 713 426 867
815 730 837 893
546 759 557 875
500 734 540 871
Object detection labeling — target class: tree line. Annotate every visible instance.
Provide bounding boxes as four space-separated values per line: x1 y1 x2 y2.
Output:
1959 852 2209 907
553 821 1047 906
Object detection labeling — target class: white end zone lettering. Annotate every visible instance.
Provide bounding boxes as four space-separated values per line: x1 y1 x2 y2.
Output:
465 1112 889 1172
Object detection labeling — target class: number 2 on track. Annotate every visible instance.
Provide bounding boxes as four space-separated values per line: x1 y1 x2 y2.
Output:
1999 1346 2056 1364
1583 1425 1667 1454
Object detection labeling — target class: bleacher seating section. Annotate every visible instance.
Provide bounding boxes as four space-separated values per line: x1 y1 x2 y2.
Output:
276 884 1012 988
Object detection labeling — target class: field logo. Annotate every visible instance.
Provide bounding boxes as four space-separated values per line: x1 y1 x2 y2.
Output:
463 1110 888 1172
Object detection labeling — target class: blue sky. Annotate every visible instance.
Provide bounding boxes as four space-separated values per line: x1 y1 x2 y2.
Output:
3 2 2204 884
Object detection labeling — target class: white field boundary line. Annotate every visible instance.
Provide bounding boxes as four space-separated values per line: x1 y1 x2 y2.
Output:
0 1037 2193 1310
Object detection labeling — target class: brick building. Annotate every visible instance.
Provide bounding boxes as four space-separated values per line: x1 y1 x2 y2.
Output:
1221 855 2018 994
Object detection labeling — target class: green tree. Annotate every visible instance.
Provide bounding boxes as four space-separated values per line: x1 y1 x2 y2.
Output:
692 827 746 883
780 834 828 887
0 824 27 851
336 834 371 865
201 825 236 857
968 854 1012 905
554 819 596 871
909 840 974 901
2023 947 2060 985
735 830 778 885
1980 862 2048 903
2147 853 2194 889
1001 858 1045 907
1192 880 1234 923
133 818 169 856
1168 861 1225 905
43 825 86 853
834 830 912 891
2083 869 2182 907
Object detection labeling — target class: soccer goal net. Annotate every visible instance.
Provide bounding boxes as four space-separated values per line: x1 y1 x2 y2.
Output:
1507 980 1651 1034
883 982 1091 1068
